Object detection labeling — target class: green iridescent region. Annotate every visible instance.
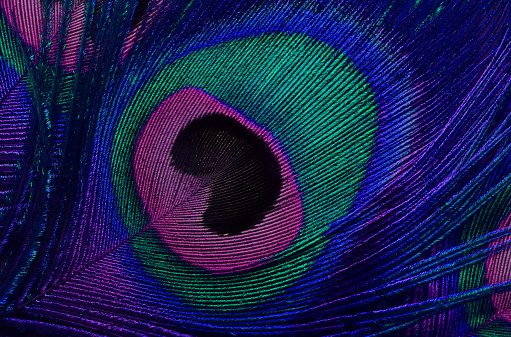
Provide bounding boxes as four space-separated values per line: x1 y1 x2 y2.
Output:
0 13 25 73
112 32 377 308
458 185 511 329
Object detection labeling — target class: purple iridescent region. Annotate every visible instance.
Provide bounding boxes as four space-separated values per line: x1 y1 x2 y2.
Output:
486 213 511 322
0 60 30 215
133 87 303 273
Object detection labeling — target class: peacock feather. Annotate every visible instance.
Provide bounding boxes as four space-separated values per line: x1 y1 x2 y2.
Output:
0 0 510 336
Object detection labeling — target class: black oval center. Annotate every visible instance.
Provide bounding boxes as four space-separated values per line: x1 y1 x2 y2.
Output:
171 113 282 236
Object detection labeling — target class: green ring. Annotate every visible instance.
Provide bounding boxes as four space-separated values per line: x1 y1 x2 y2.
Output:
112 32 377 309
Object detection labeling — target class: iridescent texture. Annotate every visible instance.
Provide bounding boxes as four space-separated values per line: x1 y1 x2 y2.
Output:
0 1 510 336
134 87 302 272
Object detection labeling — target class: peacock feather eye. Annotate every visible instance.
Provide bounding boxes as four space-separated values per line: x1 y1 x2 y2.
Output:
1 0 511 336
104 6 414 311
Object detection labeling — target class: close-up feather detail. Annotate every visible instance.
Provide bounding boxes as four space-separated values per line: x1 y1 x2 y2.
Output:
0 0 510 336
